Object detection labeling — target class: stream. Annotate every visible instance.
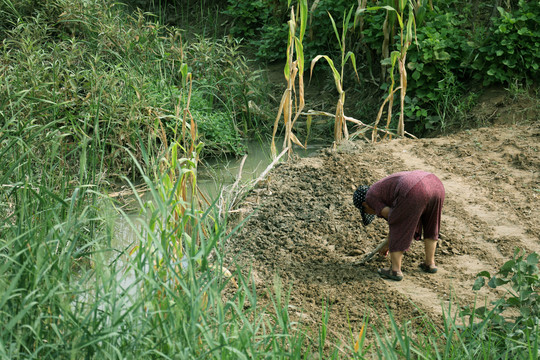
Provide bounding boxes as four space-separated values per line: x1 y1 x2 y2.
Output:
110 140 327 283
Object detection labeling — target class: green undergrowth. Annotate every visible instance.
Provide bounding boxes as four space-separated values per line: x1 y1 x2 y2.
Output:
0 0 274 185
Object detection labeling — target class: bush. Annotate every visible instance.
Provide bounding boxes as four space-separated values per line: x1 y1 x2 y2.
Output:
472 0 540 85
186 35 275 139
225 0 355 63
189 94 247 157
224 0 289 62
467 249 540 357
473 249 540 327
349 2 480 136
402 7 476 134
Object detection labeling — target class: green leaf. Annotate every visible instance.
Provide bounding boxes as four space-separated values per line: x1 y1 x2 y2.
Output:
506 297 521 306
328 12 342 51
520 306 531 317
475 306 487 317
399 0 407 12
473 276 485 291
294 37 305 73
180 63 189 82
345 51 359 80
488 276 499 288
526 252 539 266
434 50 451 61
381 57 392 66
477 271 491 277
499 259 516 275
310 55 342 92
520 289 534 301
298 0 308 43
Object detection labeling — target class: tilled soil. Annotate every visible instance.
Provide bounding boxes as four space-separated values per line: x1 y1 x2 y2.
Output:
224 95 539 349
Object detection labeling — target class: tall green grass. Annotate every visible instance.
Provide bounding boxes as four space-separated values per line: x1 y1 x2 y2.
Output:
0 116 317 357
0 0 270 180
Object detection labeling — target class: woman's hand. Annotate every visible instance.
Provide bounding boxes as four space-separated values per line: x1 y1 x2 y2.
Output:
378 237 389 257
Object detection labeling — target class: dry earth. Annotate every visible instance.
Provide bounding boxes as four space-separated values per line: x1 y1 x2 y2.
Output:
224 90 539 349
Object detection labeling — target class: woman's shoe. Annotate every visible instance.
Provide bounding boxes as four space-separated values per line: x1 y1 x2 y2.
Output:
378 268 403 281
419 263 438 273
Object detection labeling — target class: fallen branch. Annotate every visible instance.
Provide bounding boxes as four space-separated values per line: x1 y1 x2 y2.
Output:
253 146 289 189
230 154 248 194
218 147 290 220
218 154 248 218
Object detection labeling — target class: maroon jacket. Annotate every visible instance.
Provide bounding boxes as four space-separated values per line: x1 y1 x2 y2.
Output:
366 170 445 252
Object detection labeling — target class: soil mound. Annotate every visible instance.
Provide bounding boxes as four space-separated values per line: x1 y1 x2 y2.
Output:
225 94 539 342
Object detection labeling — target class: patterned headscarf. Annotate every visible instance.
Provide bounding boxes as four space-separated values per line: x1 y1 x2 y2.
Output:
353 185 375 226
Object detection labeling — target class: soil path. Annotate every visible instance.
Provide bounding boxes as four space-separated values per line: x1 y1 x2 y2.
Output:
225 98 539 347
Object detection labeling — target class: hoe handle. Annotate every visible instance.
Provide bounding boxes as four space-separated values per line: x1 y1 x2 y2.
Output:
355 240 387 265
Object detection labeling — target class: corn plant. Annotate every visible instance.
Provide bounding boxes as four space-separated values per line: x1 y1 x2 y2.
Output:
356 0 422 140
271 0 308 159
129 60 217 311
310 5 360 144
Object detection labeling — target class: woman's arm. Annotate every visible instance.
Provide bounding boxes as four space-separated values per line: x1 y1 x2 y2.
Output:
363 203 391 220
380 206 390 220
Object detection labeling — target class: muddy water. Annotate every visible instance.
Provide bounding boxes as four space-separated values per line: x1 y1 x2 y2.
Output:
198 140 327 199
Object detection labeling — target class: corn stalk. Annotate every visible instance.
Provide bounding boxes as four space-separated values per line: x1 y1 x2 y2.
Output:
356 0 418 141
271 0 308 159
135 63 210 297
310 6 359 144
